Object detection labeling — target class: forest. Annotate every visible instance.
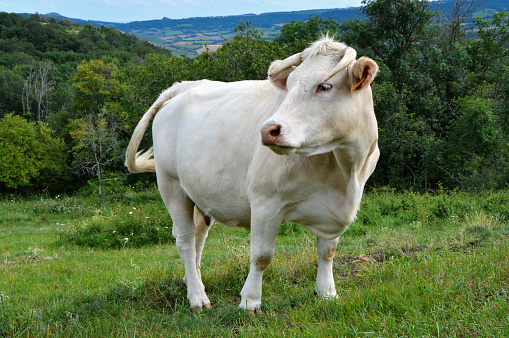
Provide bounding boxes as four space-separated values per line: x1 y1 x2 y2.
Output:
0 0 508 195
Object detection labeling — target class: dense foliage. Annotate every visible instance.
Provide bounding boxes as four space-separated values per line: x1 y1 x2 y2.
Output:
341 0 509 190
0 1 508 194
0 114 66 192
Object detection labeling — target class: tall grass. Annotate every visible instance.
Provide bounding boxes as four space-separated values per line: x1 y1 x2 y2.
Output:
0 187 508 336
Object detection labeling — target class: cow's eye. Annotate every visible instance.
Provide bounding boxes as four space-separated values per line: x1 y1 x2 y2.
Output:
317 83 333 93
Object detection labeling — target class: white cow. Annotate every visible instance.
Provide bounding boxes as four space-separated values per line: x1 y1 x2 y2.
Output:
125 37 379 314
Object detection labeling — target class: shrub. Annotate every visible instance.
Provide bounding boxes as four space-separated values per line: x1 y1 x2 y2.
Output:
61 203 174 248
0 114 67 193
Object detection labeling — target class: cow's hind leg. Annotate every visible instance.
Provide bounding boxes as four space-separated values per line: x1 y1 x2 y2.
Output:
315 237 339 298
157 177 211 310
193 206 212 286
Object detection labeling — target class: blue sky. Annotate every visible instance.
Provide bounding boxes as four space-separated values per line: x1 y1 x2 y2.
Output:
0 0 363 23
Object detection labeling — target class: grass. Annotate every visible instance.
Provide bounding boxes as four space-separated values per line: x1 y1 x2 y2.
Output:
0 185 508 336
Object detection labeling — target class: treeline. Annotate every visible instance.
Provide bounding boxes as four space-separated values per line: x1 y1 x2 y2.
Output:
0 0 508 195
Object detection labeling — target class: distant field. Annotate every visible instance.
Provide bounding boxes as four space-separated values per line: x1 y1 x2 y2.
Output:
131 25 282 57
1 186 508 336
109 7 361 57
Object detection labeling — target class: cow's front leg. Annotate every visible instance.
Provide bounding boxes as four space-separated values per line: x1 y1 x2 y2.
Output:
239 217 281 314
315 236 339 298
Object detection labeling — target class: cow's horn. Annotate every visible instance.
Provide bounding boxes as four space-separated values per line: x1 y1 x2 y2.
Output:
323 47 357 82
269 52 302 76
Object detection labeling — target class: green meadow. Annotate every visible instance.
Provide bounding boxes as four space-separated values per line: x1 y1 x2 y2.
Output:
1 186 508 336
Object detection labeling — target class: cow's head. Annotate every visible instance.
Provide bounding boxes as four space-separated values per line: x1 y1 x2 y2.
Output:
261 37 379 156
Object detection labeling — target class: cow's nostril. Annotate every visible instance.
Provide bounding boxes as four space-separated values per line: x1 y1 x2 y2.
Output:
269 125 281 137
261 123 283 146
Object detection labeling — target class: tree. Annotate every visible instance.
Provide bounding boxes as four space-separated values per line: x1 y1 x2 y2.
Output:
439 96 509 189
469 11 509 88
22 60 55 122
442 0 485 46
69 111 124 195
355 0 433 83
71 59 122 112
0 66 24 118
275 16 340 53
0 114 67 192
197 21 280 82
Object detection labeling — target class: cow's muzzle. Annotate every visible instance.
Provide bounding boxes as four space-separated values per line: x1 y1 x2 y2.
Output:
261 123 282 146
261 123 296 155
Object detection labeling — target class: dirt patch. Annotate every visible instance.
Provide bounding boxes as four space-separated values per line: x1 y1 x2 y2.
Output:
197 45 222 54
335 253 386 278
5 255 56 265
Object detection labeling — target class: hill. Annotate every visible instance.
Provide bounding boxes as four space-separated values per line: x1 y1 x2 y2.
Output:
23 7 360 57
111 8 362 56
25 0 509 57
1 12 170 68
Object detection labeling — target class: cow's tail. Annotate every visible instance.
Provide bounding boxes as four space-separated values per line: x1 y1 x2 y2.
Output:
125 86 175 173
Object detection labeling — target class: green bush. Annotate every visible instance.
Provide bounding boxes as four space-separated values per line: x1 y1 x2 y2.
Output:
0 114 68 193
61 203 174 248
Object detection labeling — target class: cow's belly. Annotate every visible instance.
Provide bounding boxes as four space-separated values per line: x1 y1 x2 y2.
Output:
178 161 253 228
172 122 256 228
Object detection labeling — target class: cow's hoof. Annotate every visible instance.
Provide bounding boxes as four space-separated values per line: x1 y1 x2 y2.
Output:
239 297 262 314
315 286 338 299
188 291 211 310
317 292 338 300
247 308 263 316
192 303 212 312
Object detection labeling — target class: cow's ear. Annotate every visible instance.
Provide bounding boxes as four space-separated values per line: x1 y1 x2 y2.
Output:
349 57 379 91
268 61 296 90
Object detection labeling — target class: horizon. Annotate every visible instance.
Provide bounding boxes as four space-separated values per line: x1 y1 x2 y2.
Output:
0 0 363 23
12 6 359 25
